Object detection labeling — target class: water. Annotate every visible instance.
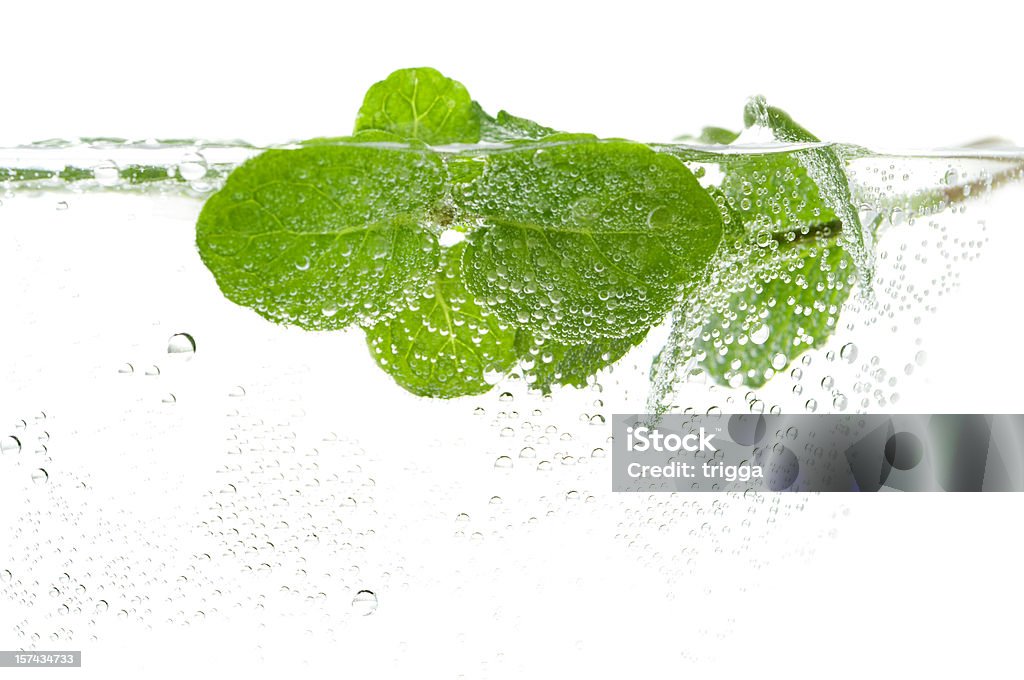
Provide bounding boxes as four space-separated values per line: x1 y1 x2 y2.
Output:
1 139 1022 676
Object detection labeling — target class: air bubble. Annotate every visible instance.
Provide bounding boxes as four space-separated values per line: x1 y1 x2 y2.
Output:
1 436 21 455
840 343 858 363
167 333 196 358
351 590 378 616
647 206 671 229
483 366 504 385
177 153 208 181
94 162 120 186
749 324 770 345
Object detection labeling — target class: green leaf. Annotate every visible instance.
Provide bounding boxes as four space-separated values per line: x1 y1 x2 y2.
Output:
674 126 739 145
454 136 723 343
704 110 837 236
698 127 740 145
196 133 442 330
684 100 872 388
476 105 559 141
706 185 746 240
516 330 645 394
696 227 856 388
741 97 870 272
365 241 517 398
718 151 839 236
354 67 481 145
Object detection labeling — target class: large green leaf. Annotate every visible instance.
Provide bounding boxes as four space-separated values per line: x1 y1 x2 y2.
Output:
454 136 723 343
365 242 517 398
196 133 442 330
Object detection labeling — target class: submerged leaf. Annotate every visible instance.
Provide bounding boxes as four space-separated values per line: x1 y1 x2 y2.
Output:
196 133 442 330
455 136 723 343
516 331 645 394
365 242 517 398
476 106 559 141
654 100 870 398
696 228 856 387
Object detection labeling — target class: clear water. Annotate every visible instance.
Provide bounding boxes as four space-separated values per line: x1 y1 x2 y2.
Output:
1 140 1022 676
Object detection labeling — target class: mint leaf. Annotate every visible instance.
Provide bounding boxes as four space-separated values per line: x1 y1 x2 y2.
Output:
650 101 870 403
454 136 723 343
365 241 517 398
695 111 838 238
677 126 739 145
354 67 481 145
742 98 870 274
516 330 645 394
718 150 838 237
690 101 869 387
196 133 442 330
696 228 856 388
698 127 740 144
476 106 559 141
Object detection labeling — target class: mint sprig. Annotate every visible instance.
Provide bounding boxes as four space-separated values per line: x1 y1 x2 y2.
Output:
195 67 880 399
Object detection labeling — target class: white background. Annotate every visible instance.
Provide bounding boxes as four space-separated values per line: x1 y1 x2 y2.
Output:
2 2 1024 679
3 0 1024 149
